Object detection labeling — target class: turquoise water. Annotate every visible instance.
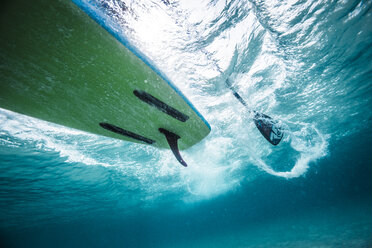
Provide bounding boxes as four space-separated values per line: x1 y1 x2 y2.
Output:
1 0 372 247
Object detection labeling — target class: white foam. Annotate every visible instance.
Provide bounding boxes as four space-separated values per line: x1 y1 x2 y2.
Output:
0 108 115 167
254 122 328 178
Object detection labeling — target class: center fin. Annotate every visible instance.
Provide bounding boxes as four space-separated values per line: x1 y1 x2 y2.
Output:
159 128 187 167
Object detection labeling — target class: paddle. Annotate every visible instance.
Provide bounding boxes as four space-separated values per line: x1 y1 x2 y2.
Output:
225 79 284 145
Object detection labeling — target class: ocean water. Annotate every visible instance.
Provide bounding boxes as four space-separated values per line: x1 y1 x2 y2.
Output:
1 0 372 247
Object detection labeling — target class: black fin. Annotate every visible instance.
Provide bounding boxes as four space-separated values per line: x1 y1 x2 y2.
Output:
159 128 187 167
133 90 189 122
99 122 155 144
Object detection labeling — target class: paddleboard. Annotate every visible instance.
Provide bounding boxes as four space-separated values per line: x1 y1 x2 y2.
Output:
0 0 211 165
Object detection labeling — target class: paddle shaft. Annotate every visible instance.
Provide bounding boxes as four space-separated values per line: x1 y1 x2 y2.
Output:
225 79 256 115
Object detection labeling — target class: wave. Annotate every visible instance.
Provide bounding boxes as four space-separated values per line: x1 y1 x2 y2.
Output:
1 0 370 202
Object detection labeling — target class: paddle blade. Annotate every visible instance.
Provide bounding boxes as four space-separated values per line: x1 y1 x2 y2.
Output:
253 113 284 145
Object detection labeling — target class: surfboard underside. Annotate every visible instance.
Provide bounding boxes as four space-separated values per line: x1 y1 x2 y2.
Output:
0 0 210 150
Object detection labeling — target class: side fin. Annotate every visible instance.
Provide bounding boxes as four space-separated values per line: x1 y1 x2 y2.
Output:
159 128 187 167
